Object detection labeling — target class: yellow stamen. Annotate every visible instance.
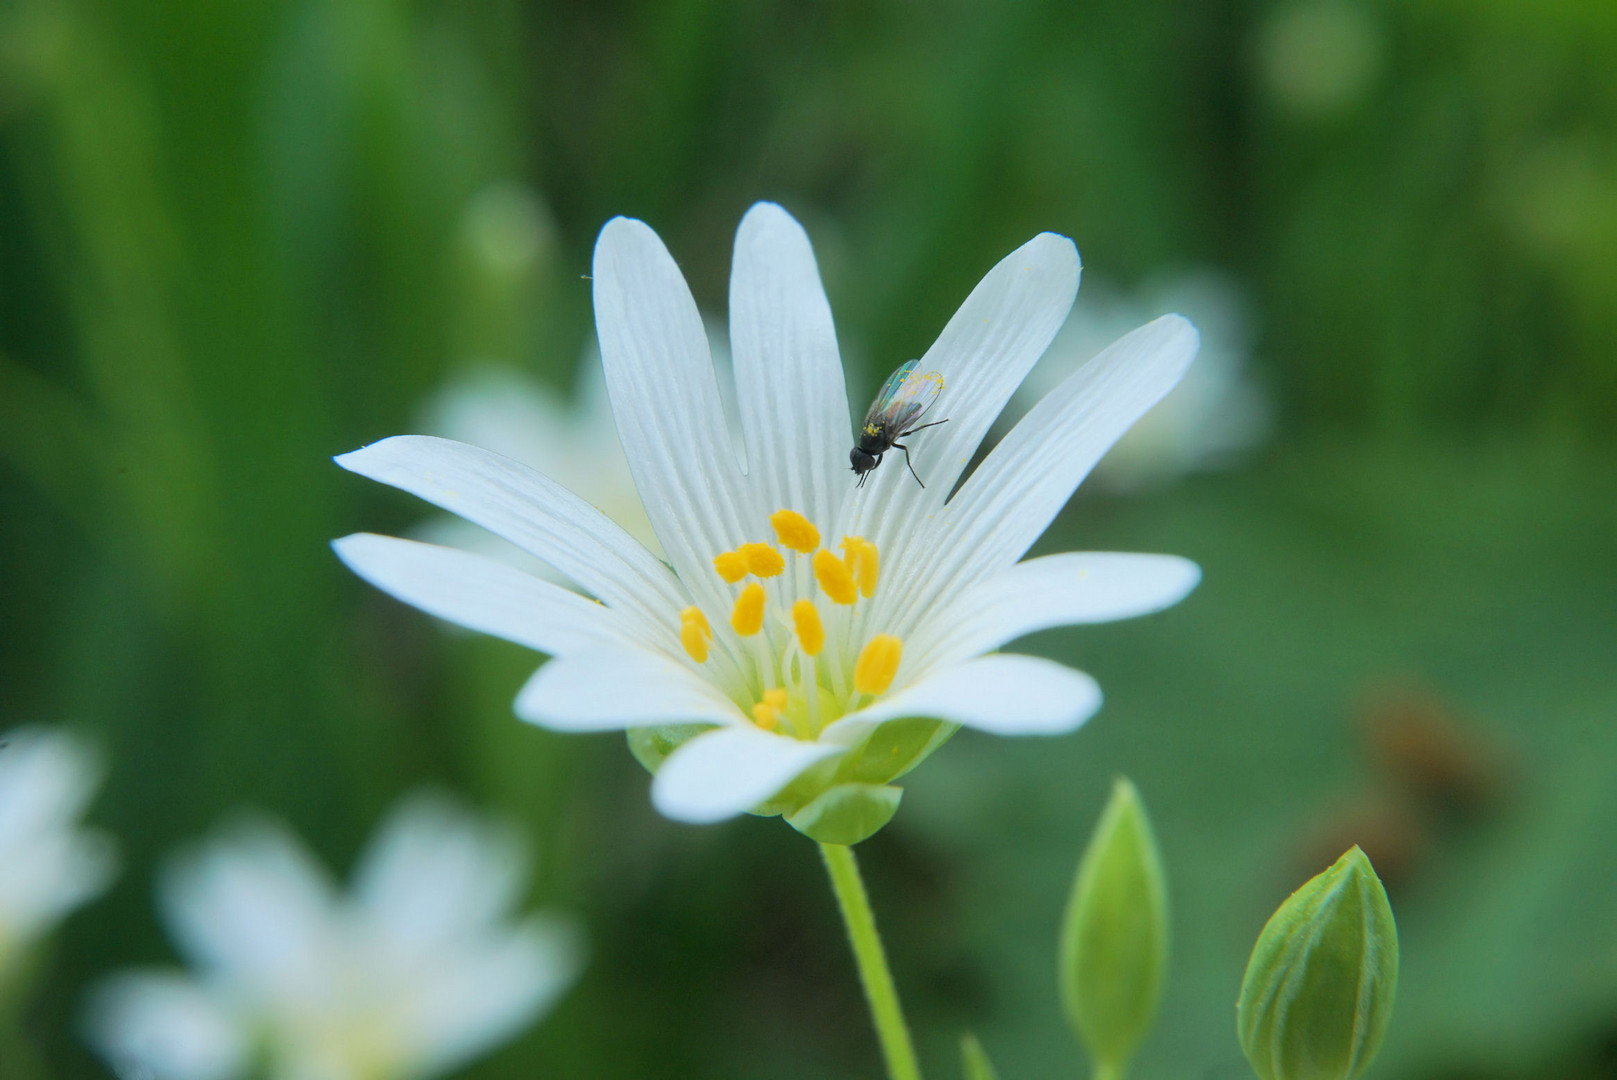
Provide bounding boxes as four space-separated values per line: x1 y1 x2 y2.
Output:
730 583 766 636
713 550 748 583
791 599 825 656
738 542 785 578
812 549 858 606
854 634 903 696
841 535 879 598
751 688 789 731
678 606 711 663
770 509 821 553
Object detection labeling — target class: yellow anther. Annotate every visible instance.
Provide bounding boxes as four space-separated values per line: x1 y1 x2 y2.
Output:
791 599 825 656
854 634 903 696
730 583 766 636
738 542 785 578
841 535 879 598
678 606 711 663
713 550 748 583
751 688 788 730
812 549 858 606
770 509 821 553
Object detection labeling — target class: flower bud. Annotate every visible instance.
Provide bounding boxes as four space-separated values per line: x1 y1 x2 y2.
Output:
1237 846 1399 1080
1059 778 1168 1076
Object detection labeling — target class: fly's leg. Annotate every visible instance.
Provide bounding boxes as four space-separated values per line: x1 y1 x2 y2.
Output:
901 418 950 437
893 442 925 488
892 418 948 487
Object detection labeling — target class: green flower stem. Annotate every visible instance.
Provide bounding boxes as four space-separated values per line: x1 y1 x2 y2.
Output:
819 842 923 1080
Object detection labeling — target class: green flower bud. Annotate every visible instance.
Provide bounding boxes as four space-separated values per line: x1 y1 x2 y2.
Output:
1059 778 1169 1078
960 1032 1001 1080
1237 846 1399 1080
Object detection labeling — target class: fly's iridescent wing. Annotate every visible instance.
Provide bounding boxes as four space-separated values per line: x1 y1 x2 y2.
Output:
863 360 945 437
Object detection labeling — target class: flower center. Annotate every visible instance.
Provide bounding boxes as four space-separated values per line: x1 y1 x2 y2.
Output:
677 508 904 740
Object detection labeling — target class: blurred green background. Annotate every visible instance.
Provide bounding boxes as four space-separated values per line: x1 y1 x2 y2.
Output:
2 0 1615 1077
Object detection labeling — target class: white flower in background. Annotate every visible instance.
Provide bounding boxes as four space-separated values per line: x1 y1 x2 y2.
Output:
417 320 739 579
416 359 663 579
1010 271 1270 492
86 793 581 1080
333 203 1201 836
0 727 116 986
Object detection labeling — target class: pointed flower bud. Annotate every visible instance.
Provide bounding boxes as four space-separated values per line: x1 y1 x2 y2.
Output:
1237 846 1399 1080
1059 778 1168 1079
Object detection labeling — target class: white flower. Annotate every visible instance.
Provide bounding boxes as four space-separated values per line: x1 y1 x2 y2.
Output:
1010 271 1270 491
333 203 1201 834
86 793 581 1080
0 727 116 985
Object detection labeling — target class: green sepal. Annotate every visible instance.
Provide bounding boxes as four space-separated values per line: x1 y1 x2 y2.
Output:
785 783 902 845
625 724 711 774
960 1032 1001 1080
1236 846 1399 1080
838 716 959 785
1059 777 1169 1077
756 716 956 825
630 714 955 842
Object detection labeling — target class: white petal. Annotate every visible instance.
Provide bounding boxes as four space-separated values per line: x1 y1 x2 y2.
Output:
161 821 337 1000
651 725 842 824
592 217 756 618
827 654 1102 738
729 203 851 528
0 728 115 937
514 645 746 732
85 972 249 1080
400 914 583 1077
881 316 1199 633
913 552 1201 667
0 827 116 941
332 533 646 655
841 232 1080 554
334 436 686 631
0 727 101 843
353 792 527 951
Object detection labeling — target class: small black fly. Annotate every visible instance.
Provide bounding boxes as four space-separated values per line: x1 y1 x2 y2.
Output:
850 360 949 488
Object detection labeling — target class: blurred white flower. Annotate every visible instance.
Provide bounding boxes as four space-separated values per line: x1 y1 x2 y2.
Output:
0 726 116 986
1012 271 1270 491
417 322 738 585
416 359 662 581
87 792 582 1080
